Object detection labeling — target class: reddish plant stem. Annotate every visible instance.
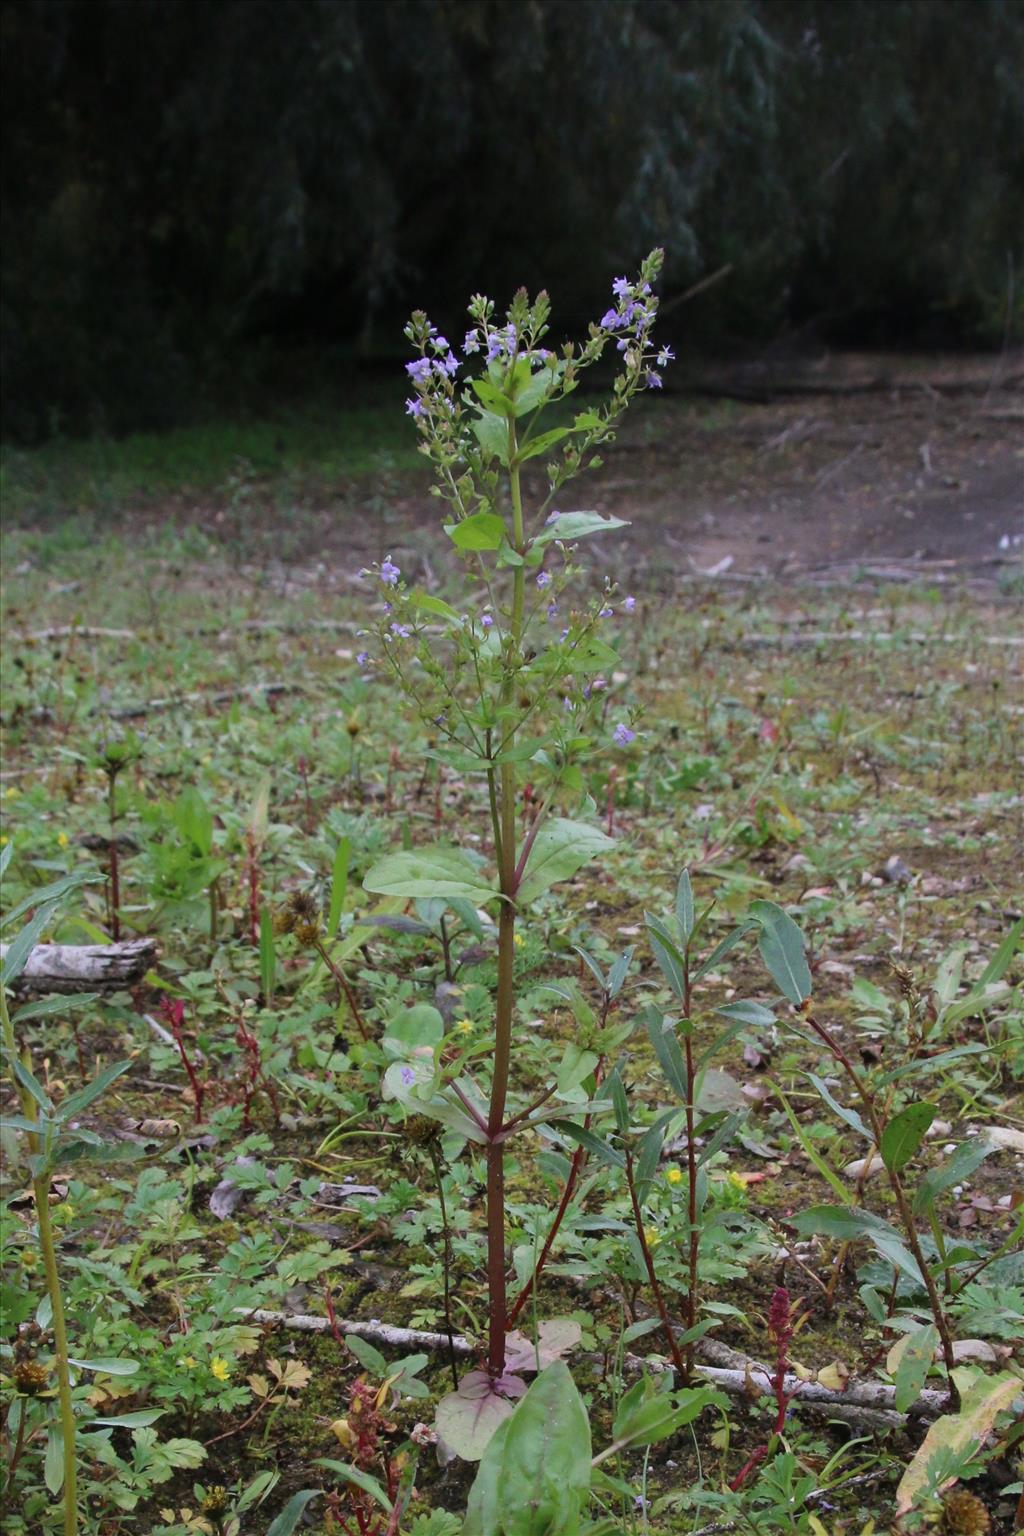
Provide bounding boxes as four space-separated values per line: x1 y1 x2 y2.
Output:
624 1148 687 1379
164 1001 205 1123
506 1057 606 1330
805 1011 960 1412
324 1283 345 1346
108 774 121 941
682 970 699 1381
315 941 371 1042
246 829 260 948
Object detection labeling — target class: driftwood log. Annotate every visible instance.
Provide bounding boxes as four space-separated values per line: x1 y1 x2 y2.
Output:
242 1309 946 1429
0 939 157 995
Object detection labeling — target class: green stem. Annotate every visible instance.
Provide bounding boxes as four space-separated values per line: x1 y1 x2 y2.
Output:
3 988 78 1534
34 1175 78 1535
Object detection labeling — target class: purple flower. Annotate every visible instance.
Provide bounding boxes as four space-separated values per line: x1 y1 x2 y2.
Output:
390 622 412 639
405 358 431 384
600 307 621 330
536 571 551 589
464 328 480 355
645 370 663 389
614 723 636 747
547 602 559 621
545 510 561 525
438 353 459 379
380 557 400 586
599 605 613 618
480 614 494 630
400 1066 416 1086
624 595 636 612
657 346 675 367
612 276 631 298
432 335 450 353
356 651 369 666
591 676 607 691
485 336 503 362
405 397 425 419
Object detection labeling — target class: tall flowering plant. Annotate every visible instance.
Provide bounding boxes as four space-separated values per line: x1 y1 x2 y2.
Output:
361 251 668 1420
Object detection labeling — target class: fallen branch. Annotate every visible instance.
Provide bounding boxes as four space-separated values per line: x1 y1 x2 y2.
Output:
108 682 299 720
1 939 157 995
242 1309 941 1426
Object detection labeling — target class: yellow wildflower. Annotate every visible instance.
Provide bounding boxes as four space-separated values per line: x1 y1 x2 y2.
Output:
727 1171 747 1193
4 786 19 799
455 1019 474 1035
643 1226 661 1249
513 933 525 948
210 1357 231 1382
0 836 8 847
664 1167 683 1186
181 1355 197 1369
57 832 69 849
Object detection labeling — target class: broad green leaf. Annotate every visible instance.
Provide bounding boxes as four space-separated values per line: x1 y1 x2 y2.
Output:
86 1409 165 1428
913 1138 997 1216
516 819 614 905
512 366 557 416
444 510 507 551
68 1356 139 1375
895 1371 1023 1515
645 1011 689 1102
675 870 695 941
462 1417 513 1536
45 1425 64 1495
791 1205 923 1285
410 590 463 625
714 1000 775 1027
175 785 214 857
533 511 628 547
316 1460 392 1512
749 900 812 1005
515 426 570 463
0 868 98 932
265 1489 322 1536
556 1044 599 1095
888 1324 938 1412
469 412 509 465
11 1056 51 1113
550 1120 625 1171
435 1370 522 1462
495 1362 591 1535
692 921 757 983
328 837 350 936
0 841 12 880
979 915 1023 986
1 905 57 989
611 1378 723 1453
881 1102 938 1172
806 1072 872 1142
382 1004 444 1060
54 1060 132 1124
645 912 687 1000
12 992 100 1023
471 378 515 417
364 847 495 903
695 1068 745 1114
343 1333 390 1375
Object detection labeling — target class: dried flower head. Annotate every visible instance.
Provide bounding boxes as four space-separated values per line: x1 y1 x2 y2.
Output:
201 1486 229 1518
940 1490 990 1536
13 1359 50 1395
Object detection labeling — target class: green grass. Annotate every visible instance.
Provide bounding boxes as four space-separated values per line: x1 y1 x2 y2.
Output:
1 382 420 521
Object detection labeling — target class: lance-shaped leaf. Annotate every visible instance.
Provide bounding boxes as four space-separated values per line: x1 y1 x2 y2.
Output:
791 1205 924 1286
516 819 614 905
881 1101 938 1172
749 899 812 1005
533 511 628 546
364 846 495 903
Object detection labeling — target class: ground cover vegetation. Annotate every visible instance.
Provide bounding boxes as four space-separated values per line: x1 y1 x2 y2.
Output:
1 261 1022 1536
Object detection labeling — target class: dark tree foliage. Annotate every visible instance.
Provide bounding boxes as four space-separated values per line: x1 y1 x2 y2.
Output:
2 0 1021 439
